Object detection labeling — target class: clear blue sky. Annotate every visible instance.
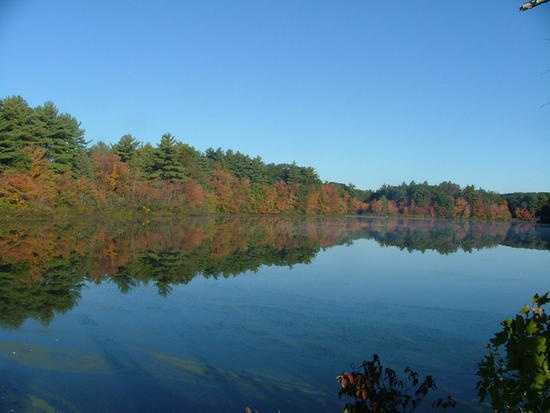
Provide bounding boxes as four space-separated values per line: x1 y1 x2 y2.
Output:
1 0 549 193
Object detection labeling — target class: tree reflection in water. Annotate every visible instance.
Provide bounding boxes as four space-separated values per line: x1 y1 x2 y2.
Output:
0 216 549 329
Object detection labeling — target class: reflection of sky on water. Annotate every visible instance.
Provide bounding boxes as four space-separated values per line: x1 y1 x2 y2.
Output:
256 239 548 314
1 237 549 412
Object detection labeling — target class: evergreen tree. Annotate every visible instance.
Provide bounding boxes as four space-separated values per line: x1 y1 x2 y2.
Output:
133 142 156 180
283 162 321 185
113 134 139 163
89 140 112 154
0 96 35 170
32 101 86 174
150 133 187 182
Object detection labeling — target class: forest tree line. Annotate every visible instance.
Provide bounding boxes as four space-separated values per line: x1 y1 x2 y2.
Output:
1 96 549 221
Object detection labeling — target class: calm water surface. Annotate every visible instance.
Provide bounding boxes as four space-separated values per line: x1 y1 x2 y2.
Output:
0 216 549 412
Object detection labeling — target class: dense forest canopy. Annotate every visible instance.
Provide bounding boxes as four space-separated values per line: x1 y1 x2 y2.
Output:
0 96 549 221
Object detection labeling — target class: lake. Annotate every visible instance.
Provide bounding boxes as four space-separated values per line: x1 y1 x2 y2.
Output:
0 216 549 412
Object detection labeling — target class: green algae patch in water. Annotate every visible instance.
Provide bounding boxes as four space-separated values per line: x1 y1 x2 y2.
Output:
28 394 58 413
152 352 326 404
0 341 111 374
152 353 210 376
0 382 79 413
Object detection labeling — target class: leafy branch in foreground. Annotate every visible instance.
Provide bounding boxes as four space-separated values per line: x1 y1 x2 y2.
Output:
337 354 455 413
477 292 550 413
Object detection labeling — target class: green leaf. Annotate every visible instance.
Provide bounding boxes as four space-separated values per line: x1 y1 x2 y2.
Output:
534 292 550 306
533 372 546 390
534 336 547 353
514 314 526 332
526 319 539 334
492 331 508 346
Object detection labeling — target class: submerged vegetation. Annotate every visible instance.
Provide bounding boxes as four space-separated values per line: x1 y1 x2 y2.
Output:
1 96 549 221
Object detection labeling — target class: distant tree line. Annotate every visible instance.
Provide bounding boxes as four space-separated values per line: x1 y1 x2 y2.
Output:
357 182 550 222
0 96 549 221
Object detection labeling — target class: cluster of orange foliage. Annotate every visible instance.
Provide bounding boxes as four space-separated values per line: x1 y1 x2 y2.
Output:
513 207 537 221
0 148 367 216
